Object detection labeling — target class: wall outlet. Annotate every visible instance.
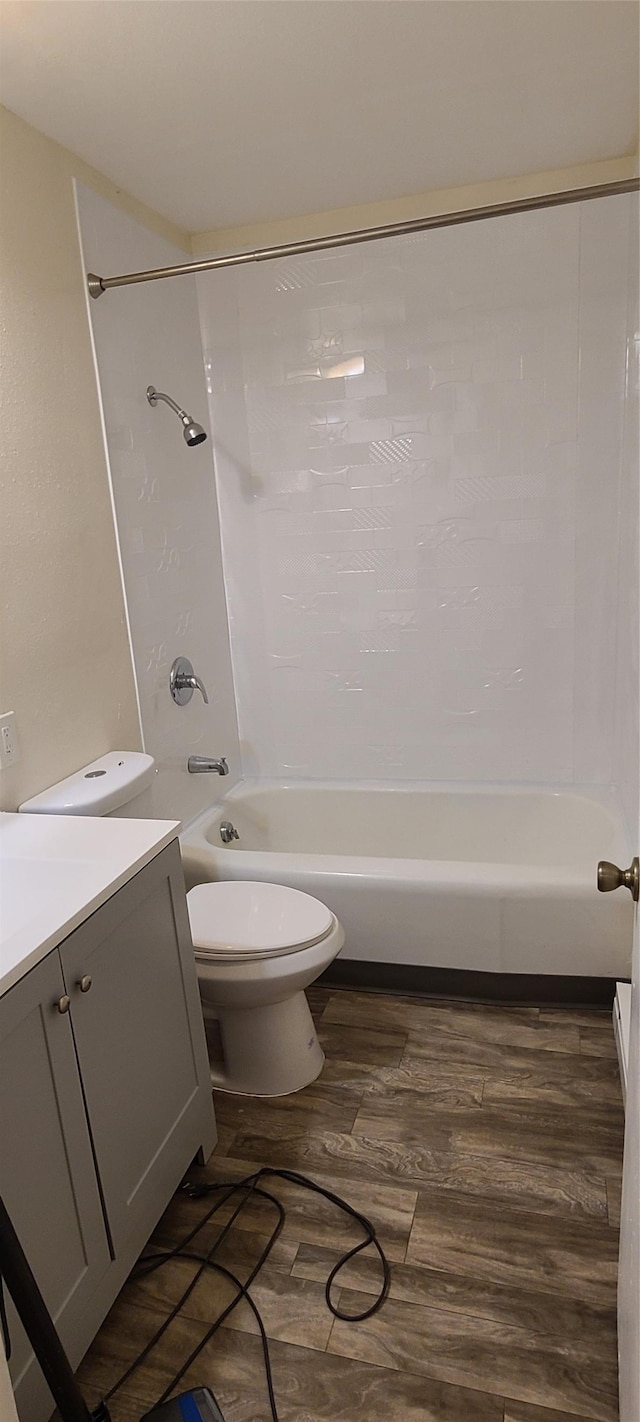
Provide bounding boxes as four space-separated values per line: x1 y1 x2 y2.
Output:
0 712 20 769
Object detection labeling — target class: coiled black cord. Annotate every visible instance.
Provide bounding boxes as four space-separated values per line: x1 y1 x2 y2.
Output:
104 1166 391 1421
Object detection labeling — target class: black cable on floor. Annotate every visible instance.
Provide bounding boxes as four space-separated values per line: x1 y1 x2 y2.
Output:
103 1178 282 1413
103 1166 391 1421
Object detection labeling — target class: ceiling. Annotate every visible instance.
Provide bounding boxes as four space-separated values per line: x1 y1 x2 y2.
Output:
0 1 638 236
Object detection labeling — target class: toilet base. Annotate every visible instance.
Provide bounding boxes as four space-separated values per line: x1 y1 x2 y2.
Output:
209 991 325 1096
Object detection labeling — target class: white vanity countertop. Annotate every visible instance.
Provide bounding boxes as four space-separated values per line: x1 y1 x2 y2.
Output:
0 812 180 997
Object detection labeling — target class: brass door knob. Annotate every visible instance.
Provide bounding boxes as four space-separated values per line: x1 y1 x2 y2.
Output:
56 995 71 1014
597 858 639 901
77 975 92 993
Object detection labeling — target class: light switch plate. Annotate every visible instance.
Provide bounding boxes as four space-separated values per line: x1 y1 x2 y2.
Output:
0 712 19 769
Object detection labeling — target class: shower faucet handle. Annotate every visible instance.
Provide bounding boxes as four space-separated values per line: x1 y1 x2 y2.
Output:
170 656 209 705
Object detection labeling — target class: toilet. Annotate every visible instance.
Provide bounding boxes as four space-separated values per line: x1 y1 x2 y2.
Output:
19 753 344 1097
18 756 345 1097
187 879 344 1096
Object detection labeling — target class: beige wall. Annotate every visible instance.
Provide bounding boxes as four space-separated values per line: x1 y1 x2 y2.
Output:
0 107 189 811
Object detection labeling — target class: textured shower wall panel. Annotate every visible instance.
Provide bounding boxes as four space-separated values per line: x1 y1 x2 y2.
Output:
76 185 241 823
199 197 632 783
573 199 632 786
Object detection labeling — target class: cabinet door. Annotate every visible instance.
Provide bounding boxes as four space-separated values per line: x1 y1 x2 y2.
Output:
0 953 111 1416
59 841 214 1259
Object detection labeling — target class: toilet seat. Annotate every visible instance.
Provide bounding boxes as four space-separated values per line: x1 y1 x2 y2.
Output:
187 880 335 963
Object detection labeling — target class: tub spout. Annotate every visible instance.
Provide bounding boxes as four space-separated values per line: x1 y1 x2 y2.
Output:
187 756 229 775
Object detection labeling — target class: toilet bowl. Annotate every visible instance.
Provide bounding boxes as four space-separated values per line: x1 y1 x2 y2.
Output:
187 879 344 1096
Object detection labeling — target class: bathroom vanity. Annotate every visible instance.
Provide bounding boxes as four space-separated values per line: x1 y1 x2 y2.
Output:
0 813 216 1422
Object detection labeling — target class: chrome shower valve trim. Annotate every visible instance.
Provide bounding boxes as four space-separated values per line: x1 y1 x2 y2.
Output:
170 657 209 705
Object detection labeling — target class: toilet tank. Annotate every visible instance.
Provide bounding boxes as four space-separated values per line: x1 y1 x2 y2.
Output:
18 752 155 816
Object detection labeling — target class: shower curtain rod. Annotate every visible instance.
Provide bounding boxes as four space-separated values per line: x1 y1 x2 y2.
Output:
87 177 639 299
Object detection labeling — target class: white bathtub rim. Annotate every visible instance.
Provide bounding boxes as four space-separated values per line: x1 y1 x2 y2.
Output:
182 838 609 892
181 777 629 888
185 775 627 817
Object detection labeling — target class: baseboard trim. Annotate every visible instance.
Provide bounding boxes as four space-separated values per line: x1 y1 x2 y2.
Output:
318 959 619 1007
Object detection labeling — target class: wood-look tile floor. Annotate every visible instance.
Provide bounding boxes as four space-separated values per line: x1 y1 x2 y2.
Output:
77 990 624 1422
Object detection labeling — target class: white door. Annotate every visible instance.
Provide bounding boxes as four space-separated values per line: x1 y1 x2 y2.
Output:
613 182 640 1422
617 804 640 1419
617 249 640 1421
618 853 639 1419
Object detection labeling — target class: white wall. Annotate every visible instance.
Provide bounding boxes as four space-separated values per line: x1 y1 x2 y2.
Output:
72 185 635 804
76 185 240 825
199 195 632 783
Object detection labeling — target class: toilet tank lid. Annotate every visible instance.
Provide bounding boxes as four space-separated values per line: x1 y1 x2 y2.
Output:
19 752 155 816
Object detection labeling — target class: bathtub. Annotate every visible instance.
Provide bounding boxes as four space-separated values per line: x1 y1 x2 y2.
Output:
180 781 633 994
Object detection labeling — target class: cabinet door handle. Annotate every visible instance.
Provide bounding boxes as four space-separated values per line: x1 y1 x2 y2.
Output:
77 975 93 993
56 995 71 1014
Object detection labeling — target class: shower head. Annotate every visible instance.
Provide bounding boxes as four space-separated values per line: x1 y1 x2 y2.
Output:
146 386 207 446
183 420 207 447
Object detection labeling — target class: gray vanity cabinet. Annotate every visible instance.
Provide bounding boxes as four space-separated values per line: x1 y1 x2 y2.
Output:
58 843 212 1258
0 952 112 1406
0 839 216 1422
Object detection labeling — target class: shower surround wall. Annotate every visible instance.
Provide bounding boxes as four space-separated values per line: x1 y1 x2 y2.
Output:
76 185 241 824
199 195 633 786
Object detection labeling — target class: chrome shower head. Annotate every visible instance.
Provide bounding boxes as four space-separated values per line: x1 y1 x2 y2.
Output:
183 420 207 447
146 386 208 446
